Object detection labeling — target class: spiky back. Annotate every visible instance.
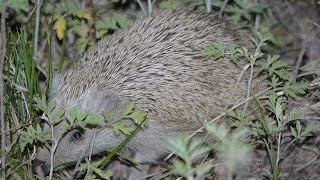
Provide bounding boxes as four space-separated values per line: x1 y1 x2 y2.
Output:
52 10 253 130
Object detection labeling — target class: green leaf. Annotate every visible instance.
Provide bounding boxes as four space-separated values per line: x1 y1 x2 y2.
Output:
275 100 283 122
103 112 114 124
159 0 177 10
114 15 127 29
126 111 147 127
203 42 225 60
60 121 71 134
112 123 134 136
195 163 213 177
76 37 93 54
205 123 229 140
91 166 112 180
171 159 188 175
0 0 30 12
77 110 90 121
51 109 64 125
283 80 308 98
296 121 302 136
71 9 93 23
287 109 303 121
47 101 56 114
96 15 127 38
86 114 100 126
54 16 67 40
121 102 135 118
167 134 189 160
228 42 242 62
34 95 48 113
19 125 51 151
66 107 77 124
290 126 297 138
190 145 211 160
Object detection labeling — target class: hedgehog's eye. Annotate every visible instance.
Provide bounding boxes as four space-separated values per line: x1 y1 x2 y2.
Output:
71 130 84 141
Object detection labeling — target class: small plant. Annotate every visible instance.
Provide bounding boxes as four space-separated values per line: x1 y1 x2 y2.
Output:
189 33 311 179
168 134 212 180
168 123 251 180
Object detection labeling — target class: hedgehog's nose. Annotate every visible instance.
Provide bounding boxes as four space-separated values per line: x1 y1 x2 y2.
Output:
32 159 48 180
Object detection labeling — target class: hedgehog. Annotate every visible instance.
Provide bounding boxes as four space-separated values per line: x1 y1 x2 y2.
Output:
33 10 259 179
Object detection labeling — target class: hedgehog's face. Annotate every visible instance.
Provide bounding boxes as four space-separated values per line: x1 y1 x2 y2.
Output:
33 88 125 177
33 125 124 177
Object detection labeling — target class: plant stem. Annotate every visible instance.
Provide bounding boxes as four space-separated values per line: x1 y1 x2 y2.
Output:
34 0 43 62
136 0 147 17
0 0 7 178
147 0 152 16
206 0 212 13
219 0 228 17
281 138 296 157
49 124 59 180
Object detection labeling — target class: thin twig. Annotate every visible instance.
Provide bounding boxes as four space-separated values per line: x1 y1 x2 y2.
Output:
243 60 254 113
0 0 7 178
255 15 261 29
147 0 152 16
276 132 282 168
206 0 212 13
219 0 229 18
136 0 147 17
293 36 307 84
33 0 43 61
85 129 97 177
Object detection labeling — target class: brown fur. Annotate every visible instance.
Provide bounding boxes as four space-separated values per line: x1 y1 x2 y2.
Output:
34 10 257 179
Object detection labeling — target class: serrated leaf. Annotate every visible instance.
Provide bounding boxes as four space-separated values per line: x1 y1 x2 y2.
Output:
60 121 71 134
112 123 134 136
76 37 91 54
19 125 51 151
283 81 308 98
96 15 126 38
76 158 91 172
190 145 211 160
287 110 302 121
159 0 177 10
290 126 297 138
72 9 93 23
51 109 64 125
66 107 77 124
167 134 189 160
86 114 100 126
205 123 229 140
296 121 301 136
54 16 66 40
84 173 98 180
171 159 188 175
114 15 127 29
126 111 147 127
275 100 283 122
91 166 112 180
103 112 114 124
77 119 86 129
121 102 135 118
77 110 90 121
47 101 56 114
195 163 213 177
1 0 30 12
34 95 48 113
203 42 225 60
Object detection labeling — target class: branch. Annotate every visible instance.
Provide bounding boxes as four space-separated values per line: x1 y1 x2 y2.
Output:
0 0 7 178
33 0 43 61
